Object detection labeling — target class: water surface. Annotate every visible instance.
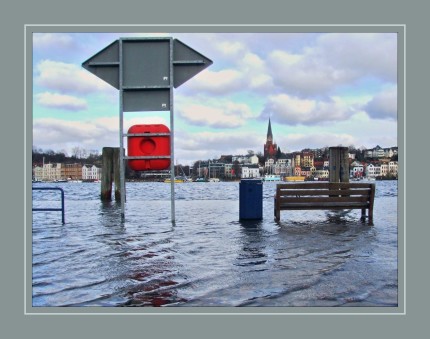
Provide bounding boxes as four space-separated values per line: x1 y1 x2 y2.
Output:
32 180 398 307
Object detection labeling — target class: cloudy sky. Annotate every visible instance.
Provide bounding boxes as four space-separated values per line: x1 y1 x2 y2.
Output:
32 31 397 165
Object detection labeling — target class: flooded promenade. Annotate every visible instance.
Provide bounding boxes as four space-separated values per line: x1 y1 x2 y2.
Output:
31 180 398 307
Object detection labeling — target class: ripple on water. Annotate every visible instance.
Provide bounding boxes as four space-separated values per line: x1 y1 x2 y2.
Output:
31 181 398 307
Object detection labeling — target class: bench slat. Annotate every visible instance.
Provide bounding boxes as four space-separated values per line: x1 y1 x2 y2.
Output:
278 189 371 196
278 203 369 210
279 196 370 204
277 182 374 189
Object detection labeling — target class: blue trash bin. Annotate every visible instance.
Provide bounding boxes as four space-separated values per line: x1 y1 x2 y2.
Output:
239 179 263 220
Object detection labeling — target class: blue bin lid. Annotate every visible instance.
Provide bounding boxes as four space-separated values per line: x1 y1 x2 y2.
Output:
240 178 262 183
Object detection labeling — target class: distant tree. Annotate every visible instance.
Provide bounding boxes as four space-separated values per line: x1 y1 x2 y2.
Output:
276 146 282 159
321 147 330 159
59 149 69 157
232 160 241 179
192 160 204 178
256 152 264 165
80 148 88 159
71 146 81 159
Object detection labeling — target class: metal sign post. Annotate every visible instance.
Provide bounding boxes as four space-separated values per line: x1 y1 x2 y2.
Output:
82 37 212 221
169 38 175 222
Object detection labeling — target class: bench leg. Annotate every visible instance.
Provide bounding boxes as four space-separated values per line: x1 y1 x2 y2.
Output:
361 208 366 221
274 197 280 221
275 209 280 221
274 197 276 217
368 207 373 223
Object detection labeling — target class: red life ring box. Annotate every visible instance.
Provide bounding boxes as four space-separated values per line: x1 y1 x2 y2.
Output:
127 124 171 171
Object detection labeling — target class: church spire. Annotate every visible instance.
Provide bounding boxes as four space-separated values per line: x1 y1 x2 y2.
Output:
267 118 273 142
264 117 277 161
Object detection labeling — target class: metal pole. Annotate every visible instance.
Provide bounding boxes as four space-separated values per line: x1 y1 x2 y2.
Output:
170 38 175 223
60 188 65 224
119 39 126 220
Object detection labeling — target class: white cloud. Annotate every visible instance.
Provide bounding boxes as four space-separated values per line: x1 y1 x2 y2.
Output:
33 33 75 49
215 40 247 58
266 33 397 96
268 50 355 96
35 92 87 111
364 87 397 120
262 94 354 125
317 33 397 82
35 60 113 94
175 130 263 163
177 101 254 128
185 69 245 95
33 115 170 153
278 132 357 152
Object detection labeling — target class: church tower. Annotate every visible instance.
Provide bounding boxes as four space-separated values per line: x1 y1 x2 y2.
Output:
264 118 278 161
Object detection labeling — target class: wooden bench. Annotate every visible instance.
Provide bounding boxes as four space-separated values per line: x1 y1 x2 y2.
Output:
274 182 375 222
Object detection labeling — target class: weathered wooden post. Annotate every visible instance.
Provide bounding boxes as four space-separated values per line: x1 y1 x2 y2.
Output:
101 147 114 201
329 147 349 183
101 147 125 201
113 147 123 202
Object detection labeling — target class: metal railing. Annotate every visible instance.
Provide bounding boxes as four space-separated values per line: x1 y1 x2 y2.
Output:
32 187 65 224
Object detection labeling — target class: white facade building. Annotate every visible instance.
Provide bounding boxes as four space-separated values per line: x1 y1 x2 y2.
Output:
248 154 259 164
366 163 381 178
241 166 260 178
82 165 101 180
350 161 364 178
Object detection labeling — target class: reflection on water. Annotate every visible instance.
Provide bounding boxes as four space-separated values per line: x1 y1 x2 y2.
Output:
32 181 398 307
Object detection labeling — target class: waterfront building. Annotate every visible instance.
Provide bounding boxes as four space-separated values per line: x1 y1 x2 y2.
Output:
241 166 260 178
82 164 101 180
32 163 63 181
388 161 398 176
366 163 381 178
293 152 301 167
365 145 398 159
64 163 83 180
314 168 329 179
350 161 364 178
33 166 43 181
301 152 314 167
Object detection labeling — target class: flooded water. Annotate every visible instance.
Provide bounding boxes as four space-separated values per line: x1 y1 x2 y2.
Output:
31 180 398 307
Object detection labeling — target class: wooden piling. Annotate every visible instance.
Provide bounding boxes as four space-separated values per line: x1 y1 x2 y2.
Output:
101 147 114 201
101 147 125 202
329 147 349 183
113 147 122 202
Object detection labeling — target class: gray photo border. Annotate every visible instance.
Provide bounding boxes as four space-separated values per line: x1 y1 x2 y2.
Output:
4 0 427 337
25 24 405 316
